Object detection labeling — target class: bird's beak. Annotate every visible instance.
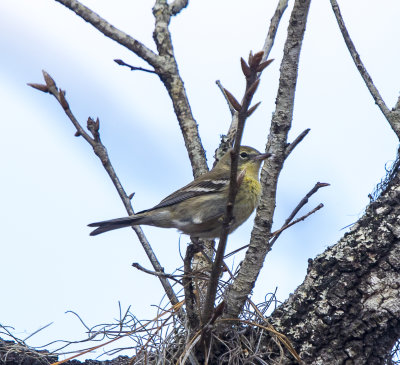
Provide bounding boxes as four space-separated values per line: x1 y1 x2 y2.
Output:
253 152 272 161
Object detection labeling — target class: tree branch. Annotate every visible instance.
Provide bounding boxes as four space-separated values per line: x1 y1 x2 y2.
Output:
223 0 312 320
114 59 156 74
261 0 289 62
330 0 400 139
55 0 208 178
284 128 310 159
54 0 159 67
28 72 180 307
202 52 270 327
269 182 329 246
151 0 208 177
169 0 189 16
270 167 400 363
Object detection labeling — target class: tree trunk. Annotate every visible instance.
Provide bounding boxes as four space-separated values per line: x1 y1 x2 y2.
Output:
270 157 400 364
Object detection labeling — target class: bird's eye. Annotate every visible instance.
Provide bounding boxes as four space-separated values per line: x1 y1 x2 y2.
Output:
240 152 248 158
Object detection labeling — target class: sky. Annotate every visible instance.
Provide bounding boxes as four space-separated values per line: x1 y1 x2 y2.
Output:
0 0 399 360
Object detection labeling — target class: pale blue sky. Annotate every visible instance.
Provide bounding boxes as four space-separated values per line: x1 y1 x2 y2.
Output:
0 0 399 360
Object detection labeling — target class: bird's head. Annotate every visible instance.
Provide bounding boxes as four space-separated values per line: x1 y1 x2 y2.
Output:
215 146 271 177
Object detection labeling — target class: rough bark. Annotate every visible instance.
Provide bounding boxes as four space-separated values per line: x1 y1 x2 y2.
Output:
270 161 400 364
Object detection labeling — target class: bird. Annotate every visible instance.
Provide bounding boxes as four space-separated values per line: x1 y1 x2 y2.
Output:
88 146 271 238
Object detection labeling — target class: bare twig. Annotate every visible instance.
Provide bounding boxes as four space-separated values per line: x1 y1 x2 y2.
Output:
285 128 310 158
269 182 329 245
330 0 400 139
223 182 327 261
223 0 312 320
114 59 156 74
271 203 324 237
28 72 179 308
261 0 289 62
132 263 182 284
23 323 53 343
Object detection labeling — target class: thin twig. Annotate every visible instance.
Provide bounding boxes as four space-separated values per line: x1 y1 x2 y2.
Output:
114 59 156 74
28 72 179 308
223 183 327 260
50 301 184 365
269 182 329 245
271 203 324 237
330 0 400 139
285 128 310 159
132 263 182 284
260 0 289 62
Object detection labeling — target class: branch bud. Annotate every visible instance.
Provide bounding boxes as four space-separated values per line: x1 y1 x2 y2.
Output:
59 90 69 110
224 88 242 112
248 51 253 67
27 83 49 93
249 51 264 69
257 59 274 73
247 101 261 117
240 58 251 78
42 70 57 92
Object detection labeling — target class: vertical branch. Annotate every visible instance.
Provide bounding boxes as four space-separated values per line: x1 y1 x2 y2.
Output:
223 0 289 147
223 0 312 320
202 53 270 326
261 0 289 62
152 0 208 178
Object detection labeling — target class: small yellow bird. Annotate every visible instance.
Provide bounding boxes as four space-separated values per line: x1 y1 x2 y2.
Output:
88 146 270 238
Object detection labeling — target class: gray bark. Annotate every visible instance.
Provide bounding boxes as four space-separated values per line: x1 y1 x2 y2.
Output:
223 0 312 320
270 159 400 364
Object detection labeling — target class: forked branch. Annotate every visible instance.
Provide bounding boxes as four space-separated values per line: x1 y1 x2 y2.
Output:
55 0 208 177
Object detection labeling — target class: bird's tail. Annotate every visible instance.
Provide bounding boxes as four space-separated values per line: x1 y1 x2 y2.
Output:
88 215 145 236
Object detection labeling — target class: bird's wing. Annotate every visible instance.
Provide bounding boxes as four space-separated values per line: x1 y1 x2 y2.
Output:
138 177 229 213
